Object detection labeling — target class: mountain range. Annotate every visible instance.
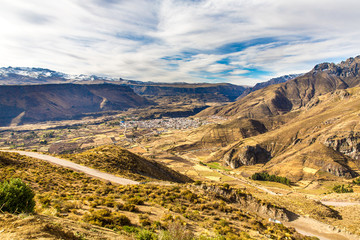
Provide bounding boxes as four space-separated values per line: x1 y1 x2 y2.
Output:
191 56 360 180
0 83 152 126
0 67 300 126
1 57 360 240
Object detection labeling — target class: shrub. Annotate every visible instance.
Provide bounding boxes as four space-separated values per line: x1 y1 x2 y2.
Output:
194 180 202 186
136 229 157 240
139 214 152 227
38 194 52 208
0 178 35 213
83 209 131 228
353 177 360 185
332 184 353 193
162 221 194 240
116 202 139 212
127 197 145 205
122 225 139 234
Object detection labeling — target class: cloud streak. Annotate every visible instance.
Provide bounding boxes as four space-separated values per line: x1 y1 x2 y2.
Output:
0 0 359 85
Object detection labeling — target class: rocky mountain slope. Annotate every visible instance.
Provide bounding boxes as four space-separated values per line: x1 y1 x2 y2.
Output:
197 56 360 120
0 83 152 126
0 67 113 84
187 57 360 180
0 67 247 102
128 82 247 102
218 88 360 180
237 74 302 100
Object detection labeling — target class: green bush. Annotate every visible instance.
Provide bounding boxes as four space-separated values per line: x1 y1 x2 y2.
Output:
0 178 35 214
136 229 157 240
332 184 353 193
353 177 360 185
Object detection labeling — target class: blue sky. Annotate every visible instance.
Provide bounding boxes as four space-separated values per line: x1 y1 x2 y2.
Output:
0 0 359 85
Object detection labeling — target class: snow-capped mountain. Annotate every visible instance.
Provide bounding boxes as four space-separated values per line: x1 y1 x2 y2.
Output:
0 67 122 85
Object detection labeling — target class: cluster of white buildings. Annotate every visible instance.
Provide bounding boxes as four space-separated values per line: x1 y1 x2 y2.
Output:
120 117 208 130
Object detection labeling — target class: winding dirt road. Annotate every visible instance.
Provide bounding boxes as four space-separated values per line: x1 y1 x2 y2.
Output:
1 150 139 185
285 216 359 240
321 201 360 207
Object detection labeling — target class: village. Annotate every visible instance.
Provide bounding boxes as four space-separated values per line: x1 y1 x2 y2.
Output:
120 117 208 131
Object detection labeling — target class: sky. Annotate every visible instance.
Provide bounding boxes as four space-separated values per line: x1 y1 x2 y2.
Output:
0 0 360 86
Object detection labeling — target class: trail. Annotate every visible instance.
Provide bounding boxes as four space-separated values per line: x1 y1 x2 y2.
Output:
284 216 359 240
321 201 360 207
1 150 139 185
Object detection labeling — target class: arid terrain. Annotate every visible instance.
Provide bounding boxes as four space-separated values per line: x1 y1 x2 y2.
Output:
1 57 360 240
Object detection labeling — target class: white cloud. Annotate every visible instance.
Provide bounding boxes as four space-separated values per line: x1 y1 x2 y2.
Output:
0 0 359 85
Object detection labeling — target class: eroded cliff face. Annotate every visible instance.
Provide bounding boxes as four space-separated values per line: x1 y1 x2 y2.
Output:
321 162 354 178
324 133 360 160
223 145 271 169
130 83 246 102
192 184 290 222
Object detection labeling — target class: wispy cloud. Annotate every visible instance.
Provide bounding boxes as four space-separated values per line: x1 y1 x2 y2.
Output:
0 0 359 85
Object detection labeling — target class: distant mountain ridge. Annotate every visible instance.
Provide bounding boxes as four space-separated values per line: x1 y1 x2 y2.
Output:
198 56 360 119
0 67 120 85
0 66 306 126
0 83 152 126
237 74 302 99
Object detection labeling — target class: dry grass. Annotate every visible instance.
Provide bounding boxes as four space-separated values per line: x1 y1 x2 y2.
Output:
61 145 192 183
328 205 360 235
0 151 316 240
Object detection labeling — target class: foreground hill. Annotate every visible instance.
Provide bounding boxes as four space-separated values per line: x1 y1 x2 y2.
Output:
0 151 320 240
62 145 193 183
0 83 152 126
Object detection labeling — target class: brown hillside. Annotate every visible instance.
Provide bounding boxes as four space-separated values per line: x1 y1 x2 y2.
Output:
214 87 360 181
197 56 360 120
184 57 360 180
0 151 316 240
63 145 193 183
0 83 153 126
129 82 246 102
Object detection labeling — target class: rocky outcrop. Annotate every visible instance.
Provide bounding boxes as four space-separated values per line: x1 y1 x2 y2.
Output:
321 162 354 178
324 133 360 160
193 184 290 221
224 145 270 169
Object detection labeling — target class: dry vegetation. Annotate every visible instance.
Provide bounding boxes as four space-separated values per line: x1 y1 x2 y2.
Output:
0 151 317 240
2 69 360 239
61 145 192 183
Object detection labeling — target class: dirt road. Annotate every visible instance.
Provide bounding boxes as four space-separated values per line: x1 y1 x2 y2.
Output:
321 201 360 207
285 216 360 240
1 150 139 185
